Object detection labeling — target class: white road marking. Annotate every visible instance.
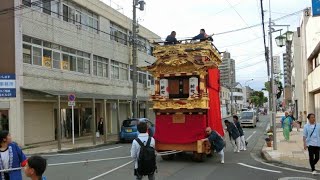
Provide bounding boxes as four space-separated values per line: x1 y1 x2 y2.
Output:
42 146 123 157
254 156 320 175
238 163 282 173
246 131 256 141
88 160 133 180
48 156 131 166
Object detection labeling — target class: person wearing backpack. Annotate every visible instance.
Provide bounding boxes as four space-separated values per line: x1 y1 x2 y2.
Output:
303 113 320 175
130 121 156 180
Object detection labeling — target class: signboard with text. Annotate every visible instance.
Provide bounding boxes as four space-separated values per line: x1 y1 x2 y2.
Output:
273 56 281 74
0 74 16 98
312 0 320 16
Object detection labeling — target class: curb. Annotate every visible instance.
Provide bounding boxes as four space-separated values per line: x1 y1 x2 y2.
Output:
260 149 313 171
26 141 119 156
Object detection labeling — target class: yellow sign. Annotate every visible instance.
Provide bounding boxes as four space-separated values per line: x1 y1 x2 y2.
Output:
42 57 52 68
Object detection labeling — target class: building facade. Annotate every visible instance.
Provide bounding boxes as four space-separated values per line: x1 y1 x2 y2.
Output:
0 0 160 145
220 86 230 118
242 86 253 108
293 8 320 120
219 52 236 86
231 84 244 113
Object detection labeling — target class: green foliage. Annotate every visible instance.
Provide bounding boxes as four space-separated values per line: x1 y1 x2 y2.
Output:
264 80 283 99
250 91 267 107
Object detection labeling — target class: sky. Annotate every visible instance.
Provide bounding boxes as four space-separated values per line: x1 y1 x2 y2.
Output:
102 0 311 91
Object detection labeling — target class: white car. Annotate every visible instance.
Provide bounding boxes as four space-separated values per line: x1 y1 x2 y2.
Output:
240 111 257 128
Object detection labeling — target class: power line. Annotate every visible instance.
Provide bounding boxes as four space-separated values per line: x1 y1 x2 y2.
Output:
225 0 260 38
218 36 264 48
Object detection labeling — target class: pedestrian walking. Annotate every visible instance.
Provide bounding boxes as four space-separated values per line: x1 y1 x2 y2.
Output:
224 120 241 153
297 111 303 131
233 115 246 151
24 156 47 180
202 127 225 163
303 113 320 175
0 130 27 180
130 121 156 180
281 112 293 141
97 118 104 136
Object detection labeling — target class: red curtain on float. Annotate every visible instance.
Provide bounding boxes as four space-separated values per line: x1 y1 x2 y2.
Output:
207 68 225 137
154 114 207 144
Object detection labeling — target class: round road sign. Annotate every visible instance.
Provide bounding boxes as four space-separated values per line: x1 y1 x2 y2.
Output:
68 94 76 101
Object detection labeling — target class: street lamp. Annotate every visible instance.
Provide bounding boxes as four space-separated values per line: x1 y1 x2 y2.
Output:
244 79 254 86
275 35 286 47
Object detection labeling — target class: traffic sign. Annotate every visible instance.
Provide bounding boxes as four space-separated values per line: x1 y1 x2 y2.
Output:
68 94 76 102
68 101 76 107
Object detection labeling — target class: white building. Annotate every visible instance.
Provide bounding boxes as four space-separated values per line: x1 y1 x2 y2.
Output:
0 0 160 145
242 86 253 108
220 86 230 118
231 84 244 113
293 8 320 119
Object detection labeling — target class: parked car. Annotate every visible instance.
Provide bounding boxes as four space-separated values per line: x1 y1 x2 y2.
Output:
119 118 155 142
239 111 257 128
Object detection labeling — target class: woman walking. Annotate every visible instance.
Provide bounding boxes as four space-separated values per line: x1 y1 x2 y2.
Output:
0 130 27 180
281 112 293 141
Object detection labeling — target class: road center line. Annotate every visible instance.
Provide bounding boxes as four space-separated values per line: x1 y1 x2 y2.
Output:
42 146 123 157
48 156 131 166
238 163 282 173
246 131 256 141
88 160 133 180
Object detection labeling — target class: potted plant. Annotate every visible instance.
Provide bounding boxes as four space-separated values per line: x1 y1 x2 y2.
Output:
265 137 272 147
267 130 273 141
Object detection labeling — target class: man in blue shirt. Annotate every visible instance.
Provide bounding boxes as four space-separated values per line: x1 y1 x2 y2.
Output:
202 127 225 164
303 113 320 175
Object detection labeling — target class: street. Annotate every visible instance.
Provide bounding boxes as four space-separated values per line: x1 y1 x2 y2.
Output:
37 115 318 180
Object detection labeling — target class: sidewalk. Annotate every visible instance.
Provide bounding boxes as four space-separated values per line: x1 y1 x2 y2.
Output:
22 134 119 155
261 113 320 170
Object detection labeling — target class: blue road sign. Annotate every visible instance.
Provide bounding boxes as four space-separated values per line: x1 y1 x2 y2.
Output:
312 0 320 16
0 74 16 98
68 94 76 101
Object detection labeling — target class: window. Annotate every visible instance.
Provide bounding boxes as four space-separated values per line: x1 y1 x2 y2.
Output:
119 63 128 80
23 44 32 64
43 49 52 67
77 57 84 73
137 36 147 53
32 47 42 65
52 51 60 69
51 0 60 18
63 4 69 22
93 55 108 77
23 0 32 7
111 60 119 79
148 75 154 85
42 0 51 15
70 56 77 71
110 22 128 45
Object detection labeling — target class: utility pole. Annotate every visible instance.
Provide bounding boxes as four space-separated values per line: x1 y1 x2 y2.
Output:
132 0 145 118
268 0 277 150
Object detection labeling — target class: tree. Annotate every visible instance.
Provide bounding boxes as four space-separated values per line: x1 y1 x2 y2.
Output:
250 91 267 107
264 80 283 99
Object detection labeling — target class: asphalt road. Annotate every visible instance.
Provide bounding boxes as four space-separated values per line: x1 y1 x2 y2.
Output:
37 115 318 180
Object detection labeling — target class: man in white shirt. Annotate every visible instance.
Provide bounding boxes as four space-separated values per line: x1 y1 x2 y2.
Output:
303 113 320 175
130 121 156 180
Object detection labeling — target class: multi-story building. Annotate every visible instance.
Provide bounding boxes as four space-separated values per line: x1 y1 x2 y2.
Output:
231 84 244 113
293 7 320 120
0 0 160 145
219 52 236 86
242 86 254 108
220 86 230 118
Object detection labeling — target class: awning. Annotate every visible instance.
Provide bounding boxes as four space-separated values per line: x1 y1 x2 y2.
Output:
21 88 149 101
308 41 320 61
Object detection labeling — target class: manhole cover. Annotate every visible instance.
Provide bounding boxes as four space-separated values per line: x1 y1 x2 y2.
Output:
278 177 317 180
